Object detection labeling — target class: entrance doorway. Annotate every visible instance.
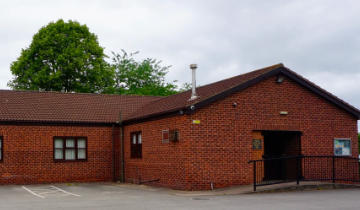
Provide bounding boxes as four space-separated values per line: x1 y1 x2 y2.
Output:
262 131 302 181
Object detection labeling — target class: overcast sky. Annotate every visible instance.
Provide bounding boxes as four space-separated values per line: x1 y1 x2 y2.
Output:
1 1 359 118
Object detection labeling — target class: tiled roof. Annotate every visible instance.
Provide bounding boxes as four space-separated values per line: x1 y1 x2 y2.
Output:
125 63 284 121
1 63 359 124
126 63 360 121
0 90 161 124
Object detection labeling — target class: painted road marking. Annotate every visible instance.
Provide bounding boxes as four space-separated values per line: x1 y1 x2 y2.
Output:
22 185 80 198
22 186 45 199
51 185 81 197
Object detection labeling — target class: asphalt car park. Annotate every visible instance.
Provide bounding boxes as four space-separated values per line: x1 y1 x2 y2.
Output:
1 183 360 210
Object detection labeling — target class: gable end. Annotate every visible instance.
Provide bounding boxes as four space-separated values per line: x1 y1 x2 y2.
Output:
192 67 360 119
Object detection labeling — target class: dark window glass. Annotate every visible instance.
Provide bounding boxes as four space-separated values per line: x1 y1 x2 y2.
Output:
131 132 142 158
162 130 169 142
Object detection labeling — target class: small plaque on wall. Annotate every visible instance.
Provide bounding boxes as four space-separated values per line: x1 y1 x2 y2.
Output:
252 139 262 150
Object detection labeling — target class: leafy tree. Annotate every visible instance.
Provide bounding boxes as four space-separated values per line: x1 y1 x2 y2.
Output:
110 50 178 96
179 82 192 92
8 19 114 93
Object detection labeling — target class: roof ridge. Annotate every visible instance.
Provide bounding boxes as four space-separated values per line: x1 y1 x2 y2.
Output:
133 63 285 105
194 63 284 90
188 63 284 98
0 88 162 124
0 89 164 98
124 63 360 122
124 63 285 121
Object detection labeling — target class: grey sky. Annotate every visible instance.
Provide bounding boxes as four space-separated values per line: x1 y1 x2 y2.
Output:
0 1 359 121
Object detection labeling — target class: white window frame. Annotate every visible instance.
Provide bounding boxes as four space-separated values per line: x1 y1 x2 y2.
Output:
54 137 87 161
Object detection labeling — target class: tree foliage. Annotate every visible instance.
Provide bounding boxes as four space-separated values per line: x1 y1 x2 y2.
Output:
8 19 113 93
110 50 178 96
179 82 192 92
8 19 183 96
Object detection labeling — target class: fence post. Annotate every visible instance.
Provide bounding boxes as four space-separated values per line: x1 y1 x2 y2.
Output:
253 161 256 192
296 156 300 185
332 156 335 184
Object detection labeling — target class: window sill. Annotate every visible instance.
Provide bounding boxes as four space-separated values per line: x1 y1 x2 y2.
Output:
54 159 87 163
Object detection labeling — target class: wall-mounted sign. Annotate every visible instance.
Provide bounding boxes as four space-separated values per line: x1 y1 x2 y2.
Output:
334 139 351 156
192 120 200 124
280 111 288 115
252 139 262 150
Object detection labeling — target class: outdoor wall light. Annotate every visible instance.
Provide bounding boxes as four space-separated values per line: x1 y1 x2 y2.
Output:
276 75 284 83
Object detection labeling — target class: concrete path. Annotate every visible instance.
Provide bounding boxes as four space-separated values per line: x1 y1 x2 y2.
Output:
162 181 360 196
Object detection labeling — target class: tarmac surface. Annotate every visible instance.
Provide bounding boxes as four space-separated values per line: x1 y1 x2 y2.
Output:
0 182 359 210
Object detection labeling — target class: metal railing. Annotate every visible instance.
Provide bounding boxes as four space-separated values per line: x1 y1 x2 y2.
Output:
248 155 360 191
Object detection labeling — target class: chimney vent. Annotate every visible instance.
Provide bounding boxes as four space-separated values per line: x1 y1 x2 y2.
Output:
189 64 198 100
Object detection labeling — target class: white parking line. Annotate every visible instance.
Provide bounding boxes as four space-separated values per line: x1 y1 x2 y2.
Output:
51 185 81 197
22 186 45 199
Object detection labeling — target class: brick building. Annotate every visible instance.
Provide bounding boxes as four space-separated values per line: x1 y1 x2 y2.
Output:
0 63 359 190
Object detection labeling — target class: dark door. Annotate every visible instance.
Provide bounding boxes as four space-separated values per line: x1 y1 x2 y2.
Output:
263 131 301 181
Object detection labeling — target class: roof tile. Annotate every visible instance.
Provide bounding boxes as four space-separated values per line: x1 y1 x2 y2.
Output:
0 91 161 123
126 63 284 121
1 63 358 123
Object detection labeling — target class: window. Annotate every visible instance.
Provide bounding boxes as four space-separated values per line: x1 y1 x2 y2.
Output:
54 137 87 161
0 136 2 161
162 130 169 143
334 139 351 156
131 132 142 158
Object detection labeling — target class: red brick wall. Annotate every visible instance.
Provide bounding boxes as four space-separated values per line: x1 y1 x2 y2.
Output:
124 75 358 190
123 115 191 190
0 125 113 184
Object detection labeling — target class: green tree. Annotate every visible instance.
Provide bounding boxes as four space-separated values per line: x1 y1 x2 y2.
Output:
8 19 113 93
110 50 178 96
179 82 192 92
